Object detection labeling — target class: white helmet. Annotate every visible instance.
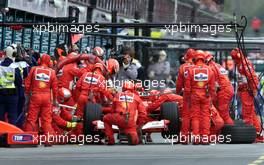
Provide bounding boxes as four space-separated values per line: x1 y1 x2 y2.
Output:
93 46 104 58
58 87 72 103
5 44 17 60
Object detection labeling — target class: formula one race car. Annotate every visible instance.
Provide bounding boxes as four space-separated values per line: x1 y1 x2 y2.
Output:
55 54 181 144
56 54 257 145
82 92 257 144
0 121 38 147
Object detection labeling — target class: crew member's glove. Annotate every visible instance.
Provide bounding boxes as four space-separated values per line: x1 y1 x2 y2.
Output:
66 122 77 128
72 116 82 122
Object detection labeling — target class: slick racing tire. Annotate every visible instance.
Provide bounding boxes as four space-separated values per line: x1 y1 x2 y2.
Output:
160 102 180 139
83 103 104 143
221 123 256 144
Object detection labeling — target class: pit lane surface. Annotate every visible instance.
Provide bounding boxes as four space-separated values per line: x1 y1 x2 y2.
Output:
1 134 264 165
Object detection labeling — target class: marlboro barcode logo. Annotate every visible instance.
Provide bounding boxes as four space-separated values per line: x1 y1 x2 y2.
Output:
84 76 98 84
35 68 51 82
119 95 134 102
194 68 208 81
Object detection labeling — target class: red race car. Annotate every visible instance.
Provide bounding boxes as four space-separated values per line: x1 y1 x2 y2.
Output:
84 88 181 144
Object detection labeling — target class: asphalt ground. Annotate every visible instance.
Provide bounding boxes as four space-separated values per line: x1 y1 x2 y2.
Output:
1 134 264 165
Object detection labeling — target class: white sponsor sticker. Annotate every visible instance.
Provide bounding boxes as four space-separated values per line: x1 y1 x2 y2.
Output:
194 68 209 81
84 76 99 84
119 95 134 102
35 68 51 82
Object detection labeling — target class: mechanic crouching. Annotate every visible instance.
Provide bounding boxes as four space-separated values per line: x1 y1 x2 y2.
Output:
103 81 147 145
52 87 82 139
53 87 79 132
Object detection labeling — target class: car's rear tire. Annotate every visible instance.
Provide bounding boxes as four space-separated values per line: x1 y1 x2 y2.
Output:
221 123 256 144
83 103 103 143
160 102 180 139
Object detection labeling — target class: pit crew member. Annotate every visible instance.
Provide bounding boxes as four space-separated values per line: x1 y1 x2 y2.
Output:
103 81 147 145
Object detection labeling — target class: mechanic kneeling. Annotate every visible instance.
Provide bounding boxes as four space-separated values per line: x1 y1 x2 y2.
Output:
103 81 147 145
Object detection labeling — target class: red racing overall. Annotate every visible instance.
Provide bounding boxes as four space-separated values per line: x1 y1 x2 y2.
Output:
24 54 58 143
208 60 234 125
176 48 195 139
103 90 147 145
185 54 215 144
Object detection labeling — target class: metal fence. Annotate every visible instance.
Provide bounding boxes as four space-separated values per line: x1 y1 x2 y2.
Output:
0 10 109 56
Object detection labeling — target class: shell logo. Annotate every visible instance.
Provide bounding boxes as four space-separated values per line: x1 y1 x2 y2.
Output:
39 81 46 88
197 81 204 87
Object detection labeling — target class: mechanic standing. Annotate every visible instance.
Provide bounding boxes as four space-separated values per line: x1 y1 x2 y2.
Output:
230 48 263 142
0 44 22 125
175 48 195 143
23 54 58 146
205 52 234 125
57 52 85 93
103 81 147 145
184 50 216 144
